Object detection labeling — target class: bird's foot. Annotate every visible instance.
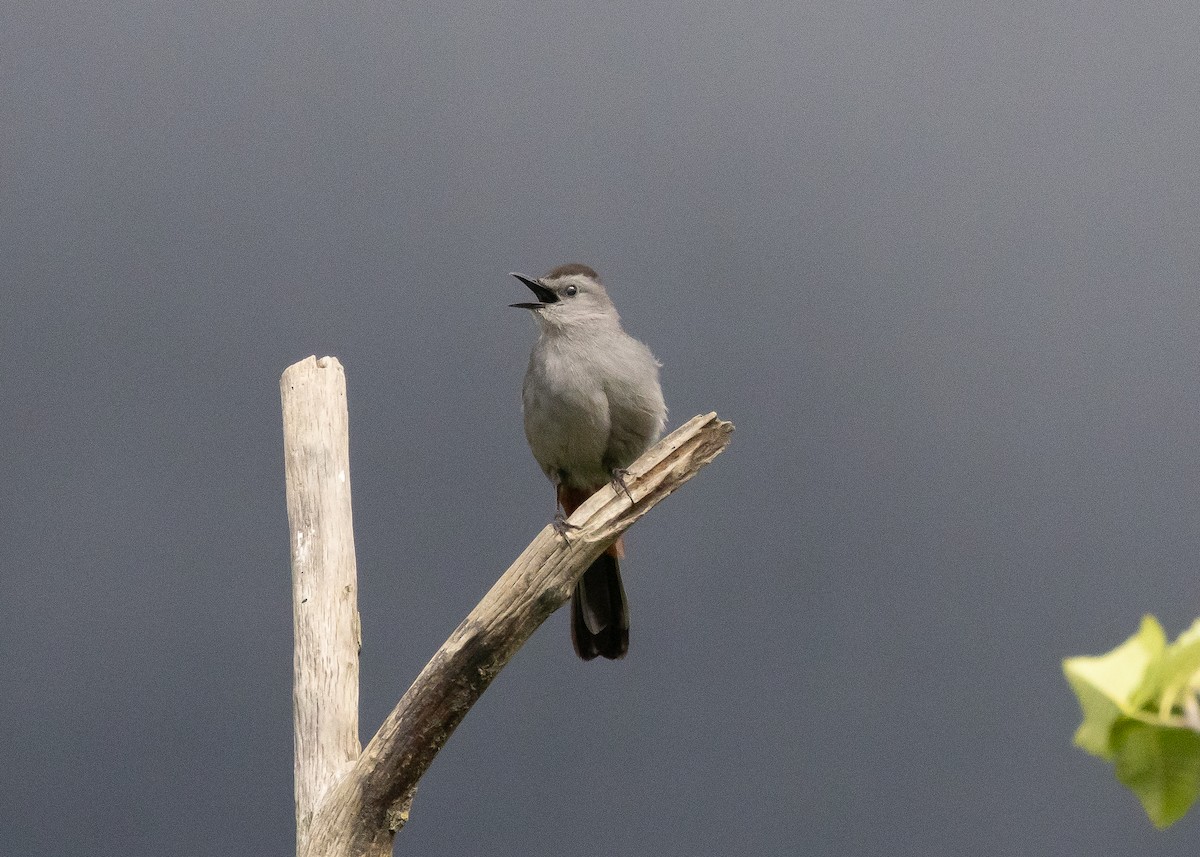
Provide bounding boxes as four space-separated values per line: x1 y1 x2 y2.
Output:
552 511 581 540
610 468 636 503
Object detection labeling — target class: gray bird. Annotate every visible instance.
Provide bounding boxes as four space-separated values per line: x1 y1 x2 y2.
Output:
511 264 667 660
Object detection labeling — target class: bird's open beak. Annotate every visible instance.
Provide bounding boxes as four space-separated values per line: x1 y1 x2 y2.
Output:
509 273 559 309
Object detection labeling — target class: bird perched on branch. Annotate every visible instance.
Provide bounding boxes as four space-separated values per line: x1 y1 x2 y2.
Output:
510 264 667 660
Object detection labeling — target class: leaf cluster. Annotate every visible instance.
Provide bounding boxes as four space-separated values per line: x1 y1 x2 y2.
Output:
1064 616 1200 828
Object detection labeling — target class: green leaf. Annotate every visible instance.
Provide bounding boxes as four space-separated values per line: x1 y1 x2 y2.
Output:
1112 719 1200 829
1063 616 1167 759
1065 615 1200 828
1143 618 1200 719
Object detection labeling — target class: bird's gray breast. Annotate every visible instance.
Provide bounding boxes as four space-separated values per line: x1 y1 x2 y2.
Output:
522 335 612 488
522 328 666 489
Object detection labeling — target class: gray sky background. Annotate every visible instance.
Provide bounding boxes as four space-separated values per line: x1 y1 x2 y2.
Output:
4 0 1200 853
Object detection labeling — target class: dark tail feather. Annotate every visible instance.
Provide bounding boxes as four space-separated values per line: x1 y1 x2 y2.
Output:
570 553 629 660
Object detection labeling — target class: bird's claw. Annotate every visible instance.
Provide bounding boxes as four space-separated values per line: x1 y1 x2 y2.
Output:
610 468 636 503
552 511 580 540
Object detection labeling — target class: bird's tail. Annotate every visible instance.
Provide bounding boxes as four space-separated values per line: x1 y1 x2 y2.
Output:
571 543 629 660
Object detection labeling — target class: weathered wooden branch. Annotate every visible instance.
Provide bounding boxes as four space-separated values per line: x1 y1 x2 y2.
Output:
281 356 363 851
281 355 733 857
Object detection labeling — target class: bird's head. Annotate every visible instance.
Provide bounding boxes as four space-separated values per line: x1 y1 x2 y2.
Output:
510 264 620 331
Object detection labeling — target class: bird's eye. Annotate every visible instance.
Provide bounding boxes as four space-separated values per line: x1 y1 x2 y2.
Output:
565 285 578 296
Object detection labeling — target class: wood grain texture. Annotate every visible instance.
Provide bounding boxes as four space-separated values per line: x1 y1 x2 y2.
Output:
281 356 363 853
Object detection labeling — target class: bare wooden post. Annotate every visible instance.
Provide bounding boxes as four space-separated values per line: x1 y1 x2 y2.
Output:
282 353 733 856
281 356 365 855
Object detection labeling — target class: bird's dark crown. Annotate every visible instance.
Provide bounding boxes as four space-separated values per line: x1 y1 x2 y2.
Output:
544 263 599 281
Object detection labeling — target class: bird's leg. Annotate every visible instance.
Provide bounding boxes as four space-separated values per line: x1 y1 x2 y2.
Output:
610 468 636 504
552 481 582 540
